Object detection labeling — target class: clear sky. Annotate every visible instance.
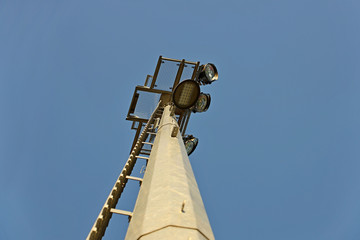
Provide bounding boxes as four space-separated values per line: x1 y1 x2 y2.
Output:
1 0 360 239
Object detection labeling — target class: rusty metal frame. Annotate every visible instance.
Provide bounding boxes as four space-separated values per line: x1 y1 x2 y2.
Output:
178 112 184 130
172 59 185 90
131 121 139 130
150 56 163 89
128 56 199 139
144 75 152 87
126 86 170 122
161 56 197 65
150 56 198 90
181 110 191 136
191 61 200 80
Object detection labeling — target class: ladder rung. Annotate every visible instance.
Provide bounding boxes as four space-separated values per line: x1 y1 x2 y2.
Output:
142 142 153 145
136 156 149 160
126 176 143 182
139 149 151 154
140 148 151 152
139 152 150 155
110 209 133 217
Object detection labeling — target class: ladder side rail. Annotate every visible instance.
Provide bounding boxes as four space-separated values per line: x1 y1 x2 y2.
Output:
87 101 163 240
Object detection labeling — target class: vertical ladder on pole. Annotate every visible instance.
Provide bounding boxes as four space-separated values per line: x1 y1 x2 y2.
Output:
86 103 163 240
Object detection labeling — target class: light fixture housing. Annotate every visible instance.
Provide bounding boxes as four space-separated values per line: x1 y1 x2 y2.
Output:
192 93 211 113
196 63 218 85
183 135 199 156
172 79 200 109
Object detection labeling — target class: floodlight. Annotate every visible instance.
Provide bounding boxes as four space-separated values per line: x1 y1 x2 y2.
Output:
192 93 211 113
183 135 199 156
172 80 200 109
196 63 218 85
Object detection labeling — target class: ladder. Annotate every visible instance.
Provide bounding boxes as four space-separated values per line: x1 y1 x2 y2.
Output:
86 103 164 240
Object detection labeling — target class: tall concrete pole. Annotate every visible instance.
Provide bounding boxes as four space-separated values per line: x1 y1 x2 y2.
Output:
125 104 215 240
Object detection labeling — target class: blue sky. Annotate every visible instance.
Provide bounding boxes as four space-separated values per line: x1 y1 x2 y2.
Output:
1 0 360 239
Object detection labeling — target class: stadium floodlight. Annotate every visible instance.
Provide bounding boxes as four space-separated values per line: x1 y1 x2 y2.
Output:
183 135 199 156
196 63 218 85
172 79 200 109
192 93 211 113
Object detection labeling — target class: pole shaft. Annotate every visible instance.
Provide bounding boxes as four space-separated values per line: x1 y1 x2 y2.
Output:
125 105 214 240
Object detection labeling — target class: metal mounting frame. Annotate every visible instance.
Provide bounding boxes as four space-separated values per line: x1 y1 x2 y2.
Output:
126 56 201 144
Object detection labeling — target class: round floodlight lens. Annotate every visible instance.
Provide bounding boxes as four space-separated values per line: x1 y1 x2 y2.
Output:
173 80 200 109
205 64 215 80
205 63 218 82
185 141 195 154
193 93 211 113
196 63 218 84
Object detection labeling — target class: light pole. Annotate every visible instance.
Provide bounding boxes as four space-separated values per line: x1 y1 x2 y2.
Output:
125 104 214 239
87 56 218 240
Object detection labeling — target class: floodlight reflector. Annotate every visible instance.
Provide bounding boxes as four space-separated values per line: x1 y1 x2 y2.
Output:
183 135 199 156
196 63 218 85
193 93 211 113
